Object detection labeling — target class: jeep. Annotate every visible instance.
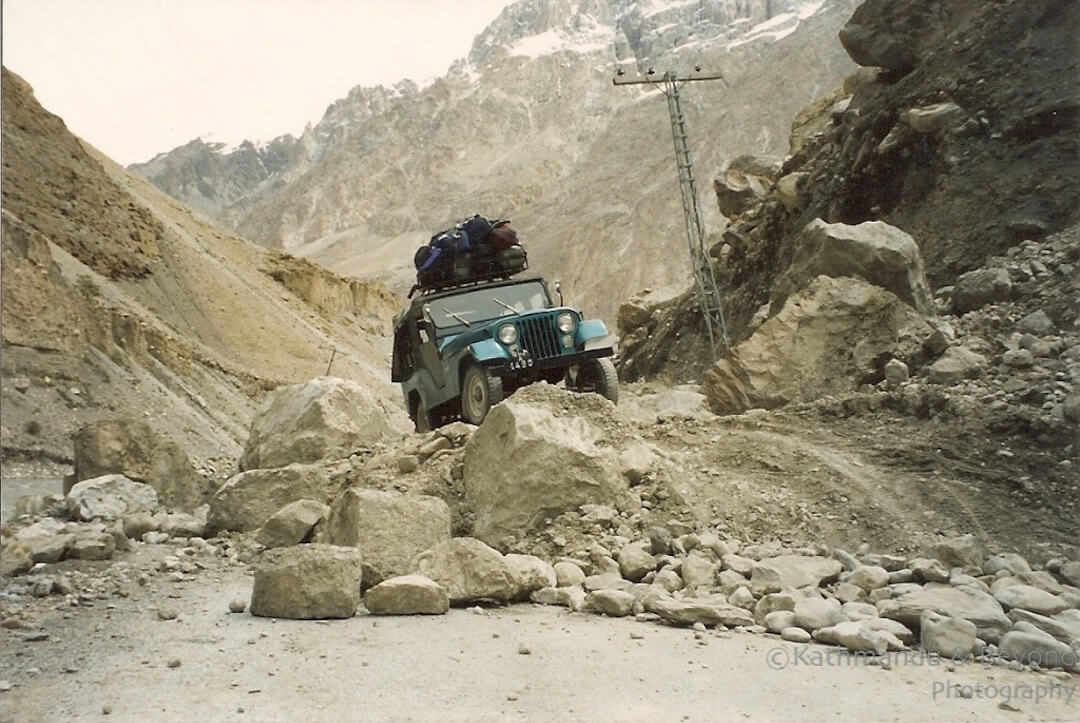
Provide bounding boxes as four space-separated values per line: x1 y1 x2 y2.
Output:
391 275 618 431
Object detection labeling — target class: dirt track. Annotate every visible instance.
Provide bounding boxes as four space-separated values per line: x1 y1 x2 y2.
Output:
0 545 1075 722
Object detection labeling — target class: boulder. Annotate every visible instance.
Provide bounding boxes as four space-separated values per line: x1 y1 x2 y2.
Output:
588 589 635 617
463 396 629 546
932 535 984 570
878 583 1010 643
531 586 587 611
324 488 450 588
920 611 978 658
765 610 797 633
781 627 812 643
993 585 1068 617
704 276 932 414
157 511 206 538
844 566 889 593
1016 310 1054 335
504 554 557 601
776 172 807 212
411 538 518 605
249 544 364 619
255 499 329 549
239 377 396 471
793 597 845 631
362 575 449 615
207 464 328 534
999 629 1078 672
66 474 158 521
680 553 717 590
13 519 73 564
645 595 755 628
983 553 1031 576
773 219 934 314
1006 609 1080 648
926 348 987 385
554 561 586 588
70 419 211 510
713 155 782 219
952 268 1012 313
828 621 889 655
838 7 918 72
863 617 915 645
754 592 796 625
617 544 657 582
69 532 116 561
902 103 966 135
1059 561 1080 587
751 555 843 596
1 541 34 576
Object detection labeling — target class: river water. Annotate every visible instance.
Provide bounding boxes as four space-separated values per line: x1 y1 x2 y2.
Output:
1 478 63 521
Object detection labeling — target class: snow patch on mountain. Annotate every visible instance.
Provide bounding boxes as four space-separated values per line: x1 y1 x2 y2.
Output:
507 14 612 58
728 0 826 48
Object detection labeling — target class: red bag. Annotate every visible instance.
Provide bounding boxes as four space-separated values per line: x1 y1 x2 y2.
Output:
487 221 518 250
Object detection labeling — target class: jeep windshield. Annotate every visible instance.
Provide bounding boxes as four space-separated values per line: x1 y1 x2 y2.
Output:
428 281 550 331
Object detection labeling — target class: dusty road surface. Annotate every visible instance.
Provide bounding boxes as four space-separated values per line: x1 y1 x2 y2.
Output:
1 548 1075 723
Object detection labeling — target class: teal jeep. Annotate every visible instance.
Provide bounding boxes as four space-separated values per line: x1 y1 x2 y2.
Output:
391 275 618 431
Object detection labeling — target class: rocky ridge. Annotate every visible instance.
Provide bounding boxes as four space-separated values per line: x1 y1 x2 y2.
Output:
0 66 404 472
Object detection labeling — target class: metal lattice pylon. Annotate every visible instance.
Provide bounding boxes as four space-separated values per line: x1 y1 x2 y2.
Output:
614 69 729 358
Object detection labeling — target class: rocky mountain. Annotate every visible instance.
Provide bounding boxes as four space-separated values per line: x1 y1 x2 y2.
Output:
0 67 405 472
130 0 860 322
619 0 1079 379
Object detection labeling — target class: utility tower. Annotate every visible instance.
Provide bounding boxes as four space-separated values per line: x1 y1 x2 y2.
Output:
613 69 729 358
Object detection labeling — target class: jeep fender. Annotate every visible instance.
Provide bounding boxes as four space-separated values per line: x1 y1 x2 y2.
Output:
467 338 511 365
576 319 616 352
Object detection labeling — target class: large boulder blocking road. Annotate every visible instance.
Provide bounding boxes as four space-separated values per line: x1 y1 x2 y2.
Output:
463 395 632 548
240 377 399 471
249 544 365 619
323 488 451 588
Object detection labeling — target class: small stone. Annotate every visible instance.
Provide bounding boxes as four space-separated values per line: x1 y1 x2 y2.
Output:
102 704 112 715
781 627 811 643
229 599 247 614
692 622 707 633
167 658 181 669
517 643 531 655
630 631 644 640
0 680 11 692
1016 310 1054 335
157 607 179 621
884 359 909 386
396 456 420 473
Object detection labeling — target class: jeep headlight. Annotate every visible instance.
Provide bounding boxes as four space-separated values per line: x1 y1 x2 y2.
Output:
556 312 576 334
497 323 518 345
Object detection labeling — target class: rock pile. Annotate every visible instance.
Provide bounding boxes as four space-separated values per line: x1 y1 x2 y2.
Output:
522 529 1079 672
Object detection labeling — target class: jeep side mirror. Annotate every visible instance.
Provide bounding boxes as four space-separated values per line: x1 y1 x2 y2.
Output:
553 280 563 306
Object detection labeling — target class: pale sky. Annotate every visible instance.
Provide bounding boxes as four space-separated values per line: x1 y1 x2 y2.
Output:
2 0 512 165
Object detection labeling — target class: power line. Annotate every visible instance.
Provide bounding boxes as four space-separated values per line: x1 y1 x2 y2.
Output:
613 68 730 359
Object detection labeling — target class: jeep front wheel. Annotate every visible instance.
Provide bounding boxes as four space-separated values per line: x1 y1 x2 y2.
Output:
461 365 504 425
592 357 619 404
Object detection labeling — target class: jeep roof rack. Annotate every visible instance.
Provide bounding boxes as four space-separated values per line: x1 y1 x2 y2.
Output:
408 259 530 298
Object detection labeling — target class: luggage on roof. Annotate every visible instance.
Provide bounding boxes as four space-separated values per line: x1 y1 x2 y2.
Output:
410 214 527 295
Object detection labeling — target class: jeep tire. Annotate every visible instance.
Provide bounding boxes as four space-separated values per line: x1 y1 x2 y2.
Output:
461 364 504 425
592 357 619 404
413 399 433 434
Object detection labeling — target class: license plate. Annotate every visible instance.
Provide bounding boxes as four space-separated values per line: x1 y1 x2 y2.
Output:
509 359 534 370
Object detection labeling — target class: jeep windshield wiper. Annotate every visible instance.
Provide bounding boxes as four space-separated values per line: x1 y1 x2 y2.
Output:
441 307 470 327
492 297 519 316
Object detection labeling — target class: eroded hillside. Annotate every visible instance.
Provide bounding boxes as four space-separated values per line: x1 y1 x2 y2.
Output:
0 67 406 470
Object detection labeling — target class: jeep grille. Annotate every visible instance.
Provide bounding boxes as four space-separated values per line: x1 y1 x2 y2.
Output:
516 315 560 360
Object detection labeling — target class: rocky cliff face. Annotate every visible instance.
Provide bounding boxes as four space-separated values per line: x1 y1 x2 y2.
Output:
130 0 859 322
1 67 403 469
618 0 1080 400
